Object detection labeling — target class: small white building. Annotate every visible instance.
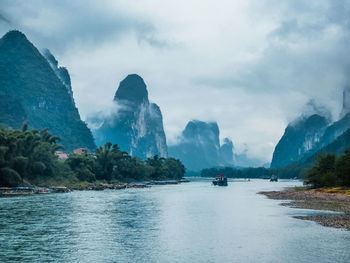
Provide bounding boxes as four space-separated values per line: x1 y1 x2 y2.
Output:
55 152 69 160
73 148 89 155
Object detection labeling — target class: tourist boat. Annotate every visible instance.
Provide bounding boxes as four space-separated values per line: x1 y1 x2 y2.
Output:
35 187 52 194
212 175 228 186
270 175 278 182
0 187 35 197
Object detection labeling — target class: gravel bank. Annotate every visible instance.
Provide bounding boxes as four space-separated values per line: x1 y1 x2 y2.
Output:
259 188 350 230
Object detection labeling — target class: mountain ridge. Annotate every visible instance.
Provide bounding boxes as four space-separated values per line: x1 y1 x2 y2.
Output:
168 120 235 171
0 30 96 151
91 74 168 159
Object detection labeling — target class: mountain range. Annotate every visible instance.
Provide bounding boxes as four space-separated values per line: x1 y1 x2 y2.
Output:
0 30 168 161
1 29 349 173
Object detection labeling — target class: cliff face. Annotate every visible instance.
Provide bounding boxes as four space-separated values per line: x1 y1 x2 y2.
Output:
92 74 167 159
303 128 350 165
341 87 350 118
301 112 350 161
42 49 74 103
270 114 329 168
0 30 95 151
271 111 350 168
220 138 235 166
168 120 235 171
317 113 350 149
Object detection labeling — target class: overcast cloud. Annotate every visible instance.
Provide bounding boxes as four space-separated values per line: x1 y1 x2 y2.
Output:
1 0 349 164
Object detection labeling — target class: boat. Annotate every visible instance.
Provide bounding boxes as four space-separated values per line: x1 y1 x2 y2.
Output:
0 187 34 197
212 175 228 186
35 187 52 194
270 175 278 182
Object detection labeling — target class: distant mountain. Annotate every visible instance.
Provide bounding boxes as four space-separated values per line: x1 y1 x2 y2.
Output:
0 30 95 151
234 150 267 168
168 120 235 171
220 138 235 165
168 120 221 171
299 113 350 165
270 114 329 168
319 128 350 155
341 87 350 118
91 74 167 159
271 104 350 169
303 128 350 165
316 112 350 150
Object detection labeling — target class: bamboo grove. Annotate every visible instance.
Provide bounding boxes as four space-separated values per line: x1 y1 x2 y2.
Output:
0 124 185 186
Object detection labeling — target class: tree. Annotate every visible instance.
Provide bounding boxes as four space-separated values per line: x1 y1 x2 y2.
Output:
94 142 129 181
0 124 67 186
335 148 350 186
66 154 95 182
146 155 165 180
162 158 186 180
0 126 188 186
305 153 336 187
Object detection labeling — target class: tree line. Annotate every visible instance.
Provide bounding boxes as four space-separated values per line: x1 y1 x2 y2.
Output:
200 148 350 189
200 163 305 179
0 124 185 187
305 149 350 188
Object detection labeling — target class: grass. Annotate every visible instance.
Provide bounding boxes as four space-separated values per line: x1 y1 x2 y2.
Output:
69 181 90 190
290 186 350 195
326 201 342 208
291 186 308 192
316 187 350 195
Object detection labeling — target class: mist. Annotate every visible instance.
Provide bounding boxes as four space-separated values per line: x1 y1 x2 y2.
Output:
1 0 349 164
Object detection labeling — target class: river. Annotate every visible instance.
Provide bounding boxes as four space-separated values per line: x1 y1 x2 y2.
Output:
1 179 350 262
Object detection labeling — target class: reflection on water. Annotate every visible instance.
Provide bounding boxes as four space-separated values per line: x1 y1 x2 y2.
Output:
1 179 350 262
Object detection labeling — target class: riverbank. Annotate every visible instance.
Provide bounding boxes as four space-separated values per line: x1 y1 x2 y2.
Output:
0 179 191 197
259 187 350 230
70 179 190 190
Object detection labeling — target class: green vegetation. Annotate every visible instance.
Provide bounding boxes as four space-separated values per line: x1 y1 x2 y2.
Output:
200 163 306 179
0 123 68 186
200 147 350 187
0 30 96 152
202 128 350 180
0 125 185 187
305 149 350 188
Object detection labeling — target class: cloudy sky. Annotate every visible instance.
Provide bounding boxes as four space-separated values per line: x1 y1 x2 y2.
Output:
1 0 349 165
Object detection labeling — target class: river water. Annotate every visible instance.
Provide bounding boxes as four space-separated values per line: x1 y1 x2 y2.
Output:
1 179 350 263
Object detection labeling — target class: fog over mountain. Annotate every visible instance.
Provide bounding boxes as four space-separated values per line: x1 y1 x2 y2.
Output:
1 0 350 164
89 74 167 159
341 87 350 118
271 91 350 168
271 114 330 168
168 120 236 171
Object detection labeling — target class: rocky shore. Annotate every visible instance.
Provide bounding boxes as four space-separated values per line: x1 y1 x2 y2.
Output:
0 179 191 197
259 187 350 230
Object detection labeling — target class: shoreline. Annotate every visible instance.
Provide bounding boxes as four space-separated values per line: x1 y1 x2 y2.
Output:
259 187 350 230
0 179 191 197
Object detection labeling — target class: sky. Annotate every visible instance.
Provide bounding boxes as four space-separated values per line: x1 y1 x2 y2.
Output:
1 0 350 165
